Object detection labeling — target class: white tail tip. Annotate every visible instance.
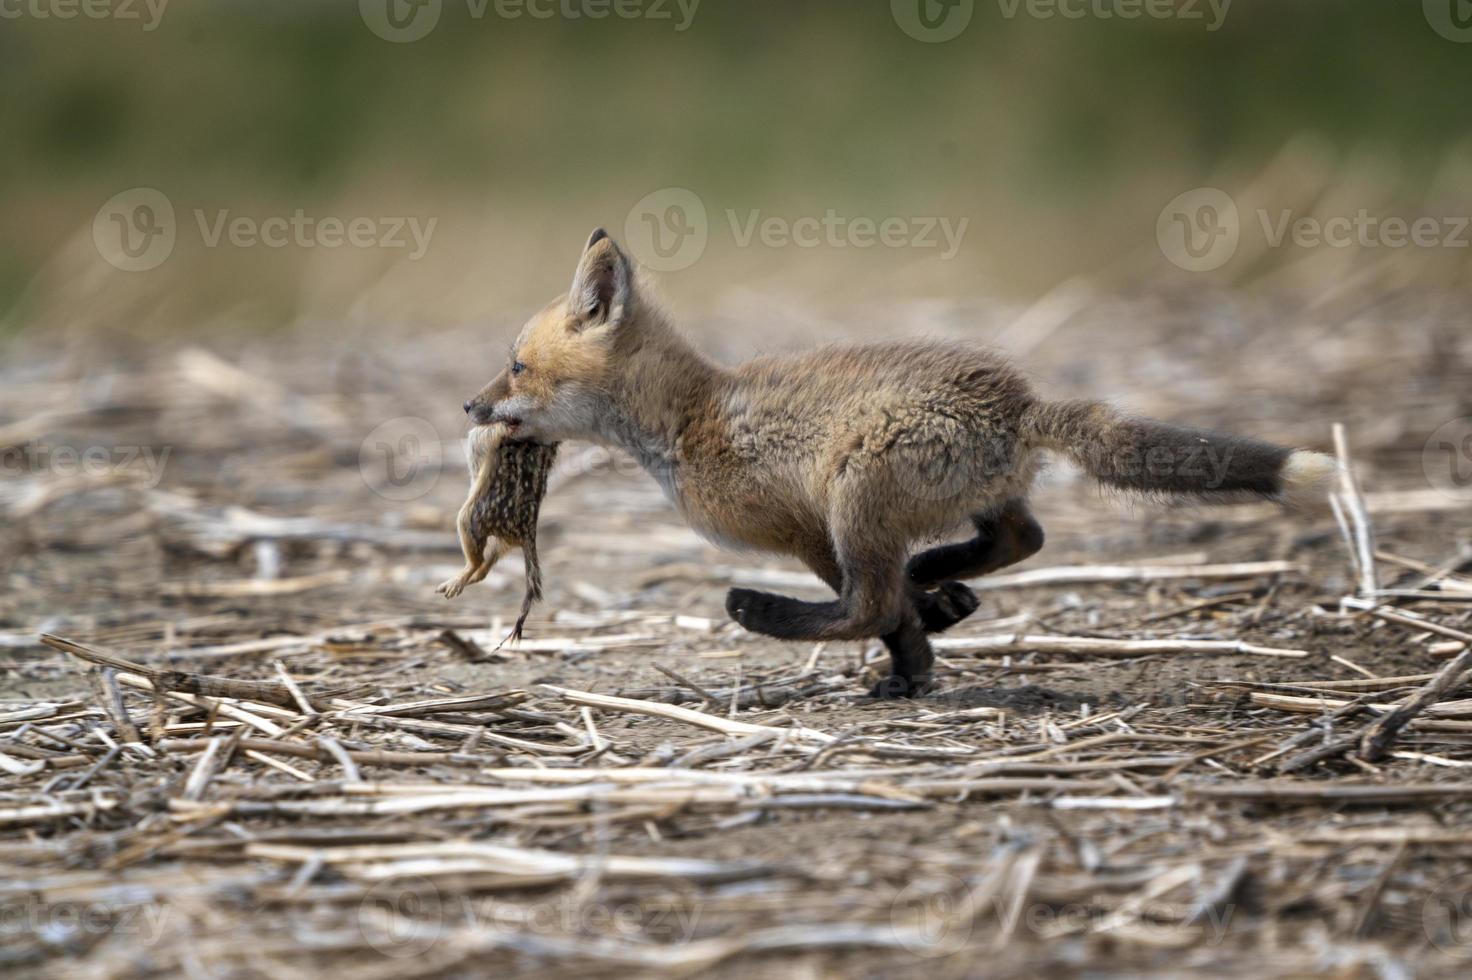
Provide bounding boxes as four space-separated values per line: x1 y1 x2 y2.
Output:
1279 451 1340 512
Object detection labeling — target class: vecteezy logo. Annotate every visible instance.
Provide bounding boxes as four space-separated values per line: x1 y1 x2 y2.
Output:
1156 188 1240 272
360 417 442 501
1423 417 1472 503
889 872 975 956
360 0 442 42
1425 871 1472 959
624 188 709 272
1425 0 1472 42
357 875 444 958
93 188 176 272
892 0 974 42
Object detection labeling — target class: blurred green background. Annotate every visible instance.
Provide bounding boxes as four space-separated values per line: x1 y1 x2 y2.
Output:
3 0 1470 336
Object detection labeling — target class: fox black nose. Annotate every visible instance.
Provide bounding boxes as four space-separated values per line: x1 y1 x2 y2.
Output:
463 400 473 415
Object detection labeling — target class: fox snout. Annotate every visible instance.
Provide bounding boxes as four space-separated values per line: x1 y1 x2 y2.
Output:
464 369 513 427
463 397 499 426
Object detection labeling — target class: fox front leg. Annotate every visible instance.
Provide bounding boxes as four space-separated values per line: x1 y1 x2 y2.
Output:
724 539 846 640
722 520 938 698
872 612 936 699
725 534 980 639
724 524 910 640
815 537 979 635
723 585 937 698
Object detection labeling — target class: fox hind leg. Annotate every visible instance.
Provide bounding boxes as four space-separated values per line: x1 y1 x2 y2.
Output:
907 499 1044 590
912 582 981 633
904 500 1042 632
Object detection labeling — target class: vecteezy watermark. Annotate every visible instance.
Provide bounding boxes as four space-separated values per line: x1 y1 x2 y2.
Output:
360 417 443 502
727 211 969 260
482 894 704 942
92 188 437 271
194 209 436 259
893 0 1228 41
995 0 1230 30
624 187 710 272
354 876 705 956
1 897 172 947
1 442 171 488
1424 0 1472 42
890 873 977 955
0 0 168 30
1424 870 1472 959
624 188 969 272
1257 210 1472 251
1157 187 1471 272
1423 417 1472 504
892 0 975 42
93 188 177 272
360 0 699 43
1156 187 1240 273
889 872 1236 954
358 876 444 958
359 0 441 41
889 431 1243 504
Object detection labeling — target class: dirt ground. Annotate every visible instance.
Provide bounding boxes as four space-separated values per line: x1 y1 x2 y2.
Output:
3 286 1471 978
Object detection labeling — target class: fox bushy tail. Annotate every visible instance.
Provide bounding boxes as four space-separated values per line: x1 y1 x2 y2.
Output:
1023 399 1337 510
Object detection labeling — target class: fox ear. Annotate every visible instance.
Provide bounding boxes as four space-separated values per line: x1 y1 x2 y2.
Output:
568 228 632 332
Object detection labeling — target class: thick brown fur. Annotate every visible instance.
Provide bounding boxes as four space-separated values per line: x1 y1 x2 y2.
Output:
462 229 1335 697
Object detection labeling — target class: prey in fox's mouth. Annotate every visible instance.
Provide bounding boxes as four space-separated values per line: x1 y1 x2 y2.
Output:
436 423 558 644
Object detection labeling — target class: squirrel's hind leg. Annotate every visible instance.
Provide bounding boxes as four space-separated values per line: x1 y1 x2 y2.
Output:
438 538 508 599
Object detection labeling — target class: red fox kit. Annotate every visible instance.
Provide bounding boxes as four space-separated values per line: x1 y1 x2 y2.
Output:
464 230 1337 697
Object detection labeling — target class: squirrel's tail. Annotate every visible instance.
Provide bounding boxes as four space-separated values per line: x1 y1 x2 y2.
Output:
507 537 543 645
1023 399 1337 510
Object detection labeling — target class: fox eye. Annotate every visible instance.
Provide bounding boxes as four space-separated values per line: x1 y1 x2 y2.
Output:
511 361 526 376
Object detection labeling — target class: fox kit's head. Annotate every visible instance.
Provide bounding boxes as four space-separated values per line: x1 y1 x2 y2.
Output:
464 229 639 442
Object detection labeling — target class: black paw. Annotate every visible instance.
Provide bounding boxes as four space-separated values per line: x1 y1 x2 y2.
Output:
726 587 840 640
725 587 755 626
915 581 980 633
726 587 781 634
868 674 935 700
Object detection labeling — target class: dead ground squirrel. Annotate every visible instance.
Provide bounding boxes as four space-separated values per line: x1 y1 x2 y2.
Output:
437 423 559 642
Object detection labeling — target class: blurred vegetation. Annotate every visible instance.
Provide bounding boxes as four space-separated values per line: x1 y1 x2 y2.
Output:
3 0 1470 334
